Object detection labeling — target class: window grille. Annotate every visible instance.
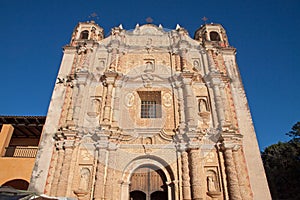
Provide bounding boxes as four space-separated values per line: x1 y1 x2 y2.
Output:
141 101 156 118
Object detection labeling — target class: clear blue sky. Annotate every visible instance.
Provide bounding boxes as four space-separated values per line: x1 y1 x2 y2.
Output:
0 0 299 150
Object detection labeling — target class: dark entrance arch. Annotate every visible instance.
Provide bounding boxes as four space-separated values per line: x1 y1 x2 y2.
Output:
151 191 167 200
2 179 29 190
129 165 168 200
130 190 146 200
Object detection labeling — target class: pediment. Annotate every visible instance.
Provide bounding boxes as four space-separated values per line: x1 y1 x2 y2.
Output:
132 24 165 36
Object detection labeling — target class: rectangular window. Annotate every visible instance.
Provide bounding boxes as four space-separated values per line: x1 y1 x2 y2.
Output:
138 91 161 118
141 101 156 118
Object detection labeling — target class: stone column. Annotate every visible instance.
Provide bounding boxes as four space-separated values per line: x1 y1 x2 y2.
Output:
94 146 107 200
175 54 181 71
181 150 192 200
189 148 203 200
120 181 130 200
179 48 188 71
181 73 195 126
232 147 253 199
222 145 242 200
56 141 74 196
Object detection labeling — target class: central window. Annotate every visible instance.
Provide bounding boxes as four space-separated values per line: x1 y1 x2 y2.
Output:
138 91 161 118
141 101 157 118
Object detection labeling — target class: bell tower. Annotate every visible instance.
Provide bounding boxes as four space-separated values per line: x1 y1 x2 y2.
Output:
70 21 104 45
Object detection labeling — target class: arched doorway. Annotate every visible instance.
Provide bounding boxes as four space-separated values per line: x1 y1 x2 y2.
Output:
2 179 29 190
151 191 167 200
129 166 168 200
130 190 146 200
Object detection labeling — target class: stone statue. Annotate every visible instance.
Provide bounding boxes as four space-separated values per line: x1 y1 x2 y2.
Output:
207 175 217 192
79 168 90 192
198 99 207 112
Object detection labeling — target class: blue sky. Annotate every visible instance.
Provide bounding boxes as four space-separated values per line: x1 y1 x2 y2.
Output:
0 0 299 150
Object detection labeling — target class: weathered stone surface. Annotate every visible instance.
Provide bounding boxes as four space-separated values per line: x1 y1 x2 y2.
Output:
29 21 271 200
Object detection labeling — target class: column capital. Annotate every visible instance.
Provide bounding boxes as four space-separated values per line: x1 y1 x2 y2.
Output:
220 143 240 152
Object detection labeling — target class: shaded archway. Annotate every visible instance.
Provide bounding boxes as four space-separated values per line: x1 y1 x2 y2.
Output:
2 179 29 190
80 30 89 39
151 191 167 200
130 190 146 200
210 31 221 41
121 156 175 200
129 166 168 200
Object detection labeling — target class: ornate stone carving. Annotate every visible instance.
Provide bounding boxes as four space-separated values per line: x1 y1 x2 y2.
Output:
125 92 134 107
162 92 172 107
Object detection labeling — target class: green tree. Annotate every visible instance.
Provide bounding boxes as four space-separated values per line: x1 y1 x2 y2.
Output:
261 122 300 200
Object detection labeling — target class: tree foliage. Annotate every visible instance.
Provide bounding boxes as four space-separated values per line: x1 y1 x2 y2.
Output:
261 122 300 200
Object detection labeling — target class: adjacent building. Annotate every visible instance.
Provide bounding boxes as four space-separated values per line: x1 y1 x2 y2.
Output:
0 116 45 190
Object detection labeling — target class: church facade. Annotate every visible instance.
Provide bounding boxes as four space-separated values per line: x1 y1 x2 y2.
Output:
29 21 271 200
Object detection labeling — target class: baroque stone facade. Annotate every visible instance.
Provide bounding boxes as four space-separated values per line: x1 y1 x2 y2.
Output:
29 21 271 200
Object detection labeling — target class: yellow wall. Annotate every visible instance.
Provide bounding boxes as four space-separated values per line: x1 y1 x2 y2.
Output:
0 124 37 186
0 157 35 185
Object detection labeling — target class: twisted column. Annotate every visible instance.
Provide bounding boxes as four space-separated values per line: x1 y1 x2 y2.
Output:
56 143 74 196
232 148 253 199
189 148 203 200
223 146 242 200
181 150 192 200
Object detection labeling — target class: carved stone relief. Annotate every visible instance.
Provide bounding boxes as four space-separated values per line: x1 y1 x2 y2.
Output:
125 92 135 107
162 92 172 107
205 168 222 199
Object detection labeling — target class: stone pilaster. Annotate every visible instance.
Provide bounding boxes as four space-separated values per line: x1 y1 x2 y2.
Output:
104 145 117 200
219 83 232 125
112 80 122 126
222 145 242 200
94 146 107 200
72 71 89 126
189 148 203 200
50 145 64 196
